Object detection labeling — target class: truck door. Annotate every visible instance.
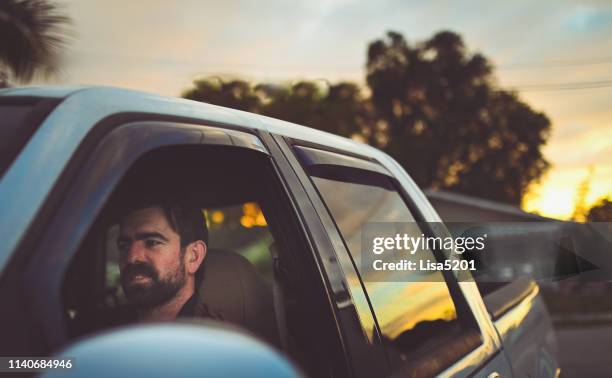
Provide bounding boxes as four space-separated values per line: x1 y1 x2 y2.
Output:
278 138 515 377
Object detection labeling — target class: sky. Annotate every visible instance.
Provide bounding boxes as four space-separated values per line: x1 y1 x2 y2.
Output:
41 0 612 220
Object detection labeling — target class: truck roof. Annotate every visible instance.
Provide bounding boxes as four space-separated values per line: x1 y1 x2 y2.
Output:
0 85 380 159
2 86 434 275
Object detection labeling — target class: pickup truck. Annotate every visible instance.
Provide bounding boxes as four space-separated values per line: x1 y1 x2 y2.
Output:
0 86 559 377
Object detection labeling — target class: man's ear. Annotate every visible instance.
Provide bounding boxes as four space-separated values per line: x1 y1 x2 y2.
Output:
185 240 206 275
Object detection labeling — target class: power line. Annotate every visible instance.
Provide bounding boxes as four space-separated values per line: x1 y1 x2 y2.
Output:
509 79 612 92
76 48 612 73
71 48 612 91
498 56 612 70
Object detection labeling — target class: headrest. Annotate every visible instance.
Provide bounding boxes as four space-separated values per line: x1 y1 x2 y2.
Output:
195 248 279 347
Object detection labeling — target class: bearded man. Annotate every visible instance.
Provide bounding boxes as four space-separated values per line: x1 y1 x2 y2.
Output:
115 201 208 321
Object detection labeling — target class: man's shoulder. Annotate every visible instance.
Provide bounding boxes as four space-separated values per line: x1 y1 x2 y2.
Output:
179 294 223 320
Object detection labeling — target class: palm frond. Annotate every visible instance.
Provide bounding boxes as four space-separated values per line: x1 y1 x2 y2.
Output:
0 0 71 82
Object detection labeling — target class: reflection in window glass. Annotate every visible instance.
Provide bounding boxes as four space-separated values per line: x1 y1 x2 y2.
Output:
310 169 459 357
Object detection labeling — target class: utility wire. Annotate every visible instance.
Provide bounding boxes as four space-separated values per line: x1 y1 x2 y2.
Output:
72 48 612 91
498 56 612 70
75 48 612 73
510 79 612 92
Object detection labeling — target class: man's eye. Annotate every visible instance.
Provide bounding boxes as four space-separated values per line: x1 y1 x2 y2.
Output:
117 242 129 253
144 240 162 248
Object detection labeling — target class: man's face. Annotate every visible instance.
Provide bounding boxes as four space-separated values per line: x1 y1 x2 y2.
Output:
117 206 187 309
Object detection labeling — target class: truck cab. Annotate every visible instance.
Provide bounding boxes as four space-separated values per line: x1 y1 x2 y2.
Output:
0 86 559 377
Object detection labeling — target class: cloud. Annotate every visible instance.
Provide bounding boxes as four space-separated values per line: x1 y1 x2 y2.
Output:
563 5 612 32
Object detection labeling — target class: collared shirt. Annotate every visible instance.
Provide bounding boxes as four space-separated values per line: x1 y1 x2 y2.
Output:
177 294 197 318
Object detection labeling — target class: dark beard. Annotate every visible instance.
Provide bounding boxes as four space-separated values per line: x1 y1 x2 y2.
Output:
120 261 186 309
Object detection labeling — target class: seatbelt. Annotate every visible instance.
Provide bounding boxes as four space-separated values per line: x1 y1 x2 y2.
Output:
269 242 290 351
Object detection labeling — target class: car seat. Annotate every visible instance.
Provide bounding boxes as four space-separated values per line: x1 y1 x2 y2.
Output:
195 248 280 348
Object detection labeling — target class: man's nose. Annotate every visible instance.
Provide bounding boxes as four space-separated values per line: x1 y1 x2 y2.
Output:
125 242 147 264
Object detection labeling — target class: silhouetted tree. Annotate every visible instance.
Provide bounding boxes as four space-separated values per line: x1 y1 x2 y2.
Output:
183 78 261 113
318 82 380 145
586 198 612 222
449 90 551 203
366 31 550 204
183 79 372 141
0 0 70 84
261 81 374 140
259 81 322 127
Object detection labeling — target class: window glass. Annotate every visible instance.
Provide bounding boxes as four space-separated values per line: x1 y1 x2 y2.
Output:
308 165 461 359
0 104 36 177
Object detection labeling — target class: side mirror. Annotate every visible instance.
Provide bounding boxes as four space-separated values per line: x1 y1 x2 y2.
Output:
43 321 300 378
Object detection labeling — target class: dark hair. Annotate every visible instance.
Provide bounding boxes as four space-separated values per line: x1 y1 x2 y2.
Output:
158 202 209 247
118 199 209 284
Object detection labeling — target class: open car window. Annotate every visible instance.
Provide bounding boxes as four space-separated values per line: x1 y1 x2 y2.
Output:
57 139 342 377
62 146 281 344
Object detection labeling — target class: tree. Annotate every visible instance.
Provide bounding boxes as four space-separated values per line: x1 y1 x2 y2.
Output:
182 78 373 141
586 198 612 222
183 30 552 205
450 90 550 204
366 31 550 204
0 0 71 84
260 80 374 141
183 78 261 113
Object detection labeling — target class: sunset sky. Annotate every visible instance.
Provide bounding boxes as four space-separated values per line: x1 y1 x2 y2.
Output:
42 0 611 220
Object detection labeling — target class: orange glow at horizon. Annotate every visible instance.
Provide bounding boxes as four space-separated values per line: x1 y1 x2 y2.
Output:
523 165 612 220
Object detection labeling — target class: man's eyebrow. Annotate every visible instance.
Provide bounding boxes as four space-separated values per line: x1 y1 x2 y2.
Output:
133 232 170 242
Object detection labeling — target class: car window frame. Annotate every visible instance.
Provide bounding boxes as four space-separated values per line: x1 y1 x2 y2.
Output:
19 119 270 350
13 115 354 377
282 137 506 377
